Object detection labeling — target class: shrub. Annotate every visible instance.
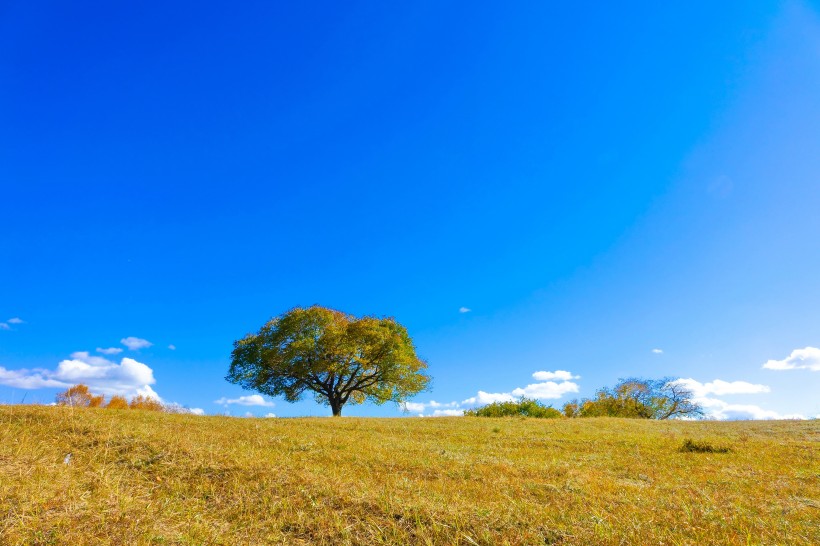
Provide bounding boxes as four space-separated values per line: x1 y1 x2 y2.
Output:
679 438 731 453
56 385 97 407
562 378 703 420
56 385 166 412
129 394 165 412
56 384 104 408
465 398 563 418
562 401 579 418
106 395 129 410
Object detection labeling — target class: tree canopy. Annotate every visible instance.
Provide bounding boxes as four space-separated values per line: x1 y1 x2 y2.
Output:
226 306 430 416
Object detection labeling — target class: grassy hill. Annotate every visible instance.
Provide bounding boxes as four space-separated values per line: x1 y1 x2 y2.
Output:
1 406 817 545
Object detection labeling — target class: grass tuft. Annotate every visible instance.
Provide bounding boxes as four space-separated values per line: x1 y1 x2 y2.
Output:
679 438 732 453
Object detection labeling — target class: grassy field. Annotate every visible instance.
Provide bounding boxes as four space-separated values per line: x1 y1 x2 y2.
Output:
0 406 817 545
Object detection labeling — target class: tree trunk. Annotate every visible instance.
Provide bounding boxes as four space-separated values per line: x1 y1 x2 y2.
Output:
329 398 342 417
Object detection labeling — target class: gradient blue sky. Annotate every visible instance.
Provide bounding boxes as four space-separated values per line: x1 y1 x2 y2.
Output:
2 1 819 418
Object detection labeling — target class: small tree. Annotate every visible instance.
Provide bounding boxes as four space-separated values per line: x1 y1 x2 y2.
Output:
562 400 579 418
227 306 430 416
648 378 704 420
129 394 164 411
56 384 103 407
106 395 129 410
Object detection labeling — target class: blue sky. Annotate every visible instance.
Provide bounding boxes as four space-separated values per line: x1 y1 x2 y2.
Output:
1 1 818 418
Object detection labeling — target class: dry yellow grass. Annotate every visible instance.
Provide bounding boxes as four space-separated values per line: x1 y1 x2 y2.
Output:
1 406 817 545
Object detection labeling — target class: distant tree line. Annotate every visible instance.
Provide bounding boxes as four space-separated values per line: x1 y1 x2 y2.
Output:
55 384 178 412
467 378 703 419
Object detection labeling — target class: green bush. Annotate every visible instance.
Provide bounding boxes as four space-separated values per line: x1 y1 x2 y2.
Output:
464 398 563 418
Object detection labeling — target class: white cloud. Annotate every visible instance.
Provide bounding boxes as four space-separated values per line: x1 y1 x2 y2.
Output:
461 391 516 406
407 371 578 416
264 413 277 418
459 307 471 313
0 318 24 330
652 348 663 354
672 376 803 421
96 347 123 355
190 408 205 416
697 397 805 421
428 400 458 408
215 394 275 407
0 366 66 389
121 337 153 350
0 351 158 398
674 378 770 398
763 347 820 371
56 353 157 396
431 409 463 417
401 400 459 414
401 401 426 413
461 369 580 408
66 351 118 368
168 344 176 350
512 380 580 399
532 370 578 381
136 385 161 400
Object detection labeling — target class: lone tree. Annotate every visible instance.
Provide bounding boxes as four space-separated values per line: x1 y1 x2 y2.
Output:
226 306 430 416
